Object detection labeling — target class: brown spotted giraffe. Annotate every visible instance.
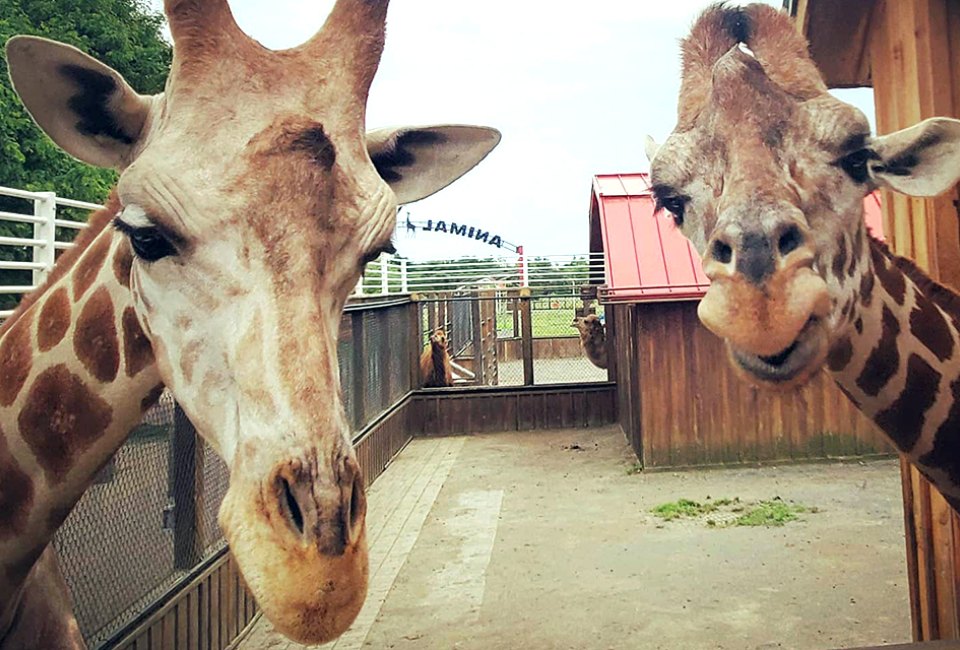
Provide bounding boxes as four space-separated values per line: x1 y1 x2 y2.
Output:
0 0 500 646
572 314 608 369
647 4 960 508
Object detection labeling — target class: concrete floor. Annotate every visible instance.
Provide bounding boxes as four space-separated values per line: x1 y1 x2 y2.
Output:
240 428 911 650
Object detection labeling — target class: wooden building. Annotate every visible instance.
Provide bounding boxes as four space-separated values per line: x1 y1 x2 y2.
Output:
590 173 891 469
789 0 960 641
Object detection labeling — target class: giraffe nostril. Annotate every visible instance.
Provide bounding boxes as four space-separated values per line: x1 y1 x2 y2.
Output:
712 240 733 264
279 477 304 536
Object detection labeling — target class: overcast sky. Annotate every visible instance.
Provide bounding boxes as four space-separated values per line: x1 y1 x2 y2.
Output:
148 0 875 260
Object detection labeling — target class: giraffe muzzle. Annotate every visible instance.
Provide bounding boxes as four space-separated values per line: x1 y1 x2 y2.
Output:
699 221 830 357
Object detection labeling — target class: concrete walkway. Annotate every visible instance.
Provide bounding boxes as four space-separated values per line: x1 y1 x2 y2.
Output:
240 428 911 650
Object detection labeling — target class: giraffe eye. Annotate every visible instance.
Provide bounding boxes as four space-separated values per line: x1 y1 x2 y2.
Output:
360 240 396 267
113 219 177 262
654 194 687 226
838 148 876 184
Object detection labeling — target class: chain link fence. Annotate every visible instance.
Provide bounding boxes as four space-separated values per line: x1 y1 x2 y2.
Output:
417 291 609 388
53 298 414 647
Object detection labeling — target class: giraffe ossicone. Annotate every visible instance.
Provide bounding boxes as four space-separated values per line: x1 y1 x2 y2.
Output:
651 3 960 506
1 0 500 645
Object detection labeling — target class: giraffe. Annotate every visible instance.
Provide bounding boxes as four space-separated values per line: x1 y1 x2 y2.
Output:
419 328 453 388
0 0 500 646
647 3 960 509
572 314 608 369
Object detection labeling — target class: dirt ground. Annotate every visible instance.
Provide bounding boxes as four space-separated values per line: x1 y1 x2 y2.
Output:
242 427 911 650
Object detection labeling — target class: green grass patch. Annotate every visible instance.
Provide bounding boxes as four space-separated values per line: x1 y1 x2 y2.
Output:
651 496 814 528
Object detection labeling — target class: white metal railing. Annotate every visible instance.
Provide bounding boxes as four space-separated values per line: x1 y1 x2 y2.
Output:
357 251 607 296
0 186 99 318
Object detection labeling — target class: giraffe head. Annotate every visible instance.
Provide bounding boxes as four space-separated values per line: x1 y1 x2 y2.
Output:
5 0 499 643
572 314 603 341
429 328 448 350
648 3 960 389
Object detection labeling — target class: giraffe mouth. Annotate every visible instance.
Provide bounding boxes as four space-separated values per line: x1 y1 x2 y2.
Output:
728 317 825 384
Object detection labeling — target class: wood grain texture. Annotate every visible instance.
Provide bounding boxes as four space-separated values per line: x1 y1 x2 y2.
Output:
607 302 891 470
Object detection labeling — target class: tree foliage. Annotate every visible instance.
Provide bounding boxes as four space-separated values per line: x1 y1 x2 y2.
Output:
1 0 171 201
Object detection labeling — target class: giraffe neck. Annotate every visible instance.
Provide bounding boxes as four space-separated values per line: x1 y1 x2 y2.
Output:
827 236 960 504
0 195 161 628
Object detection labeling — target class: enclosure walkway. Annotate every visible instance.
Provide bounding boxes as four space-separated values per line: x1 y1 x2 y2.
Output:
240 428 912 650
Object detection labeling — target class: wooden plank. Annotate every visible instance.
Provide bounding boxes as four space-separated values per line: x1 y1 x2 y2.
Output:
519 294 534 385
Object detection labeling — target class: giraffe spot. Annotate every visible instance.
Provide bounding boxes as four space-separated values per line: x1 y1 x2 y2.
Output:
0 430 33 540
112 240 133 288
826 336 853 372
19 365 113 483
72 231 112 301
920 376 960 489
46 503 73 532
37 287 71 352
122 307 153 377
0 311 34 407
74 287 119 383
910 290 954 362
856 305 900 397
859 270 875 307
5 542 44 586
141 383 165 412
870 241 906 305
874 353 940 452
831 233 847 280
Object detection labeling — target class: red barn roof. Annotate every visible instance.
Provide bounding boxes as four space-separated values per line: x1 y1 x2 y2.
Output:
589 172 885 303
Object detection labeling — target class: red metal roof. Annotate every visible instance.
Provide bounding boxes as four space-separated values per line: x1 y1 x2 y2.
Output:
589 173 885 303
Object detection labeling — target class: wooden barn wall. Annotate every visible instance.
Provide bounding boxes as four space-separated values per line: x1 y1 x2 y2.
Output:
610 303 642 459
110 398 414 650
866 0 960 640
412 384 617 436
609 301 891 469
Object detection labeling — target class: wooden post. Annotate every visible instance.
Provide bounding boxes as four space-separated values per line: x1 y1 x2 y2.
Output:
172 404 201 570
519 289 534 385
409 298 422 390
471 293 484 384
604 303 617 383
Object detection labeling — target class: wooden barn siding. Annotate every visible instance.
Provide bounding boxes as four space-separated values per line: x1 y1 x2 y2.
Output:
412 384 617 436
866 0 960 640
608 301 891 469
110 398 415 650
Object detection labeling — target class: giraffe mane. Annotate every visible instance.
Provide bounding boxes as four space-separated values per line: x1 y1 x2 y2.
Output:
0 190 121 335
870 235 960 324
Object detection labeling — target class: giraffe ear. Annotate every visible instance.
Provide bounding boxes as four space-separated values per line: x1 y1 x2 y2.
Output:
6 36 153 169
367 125 501 205
644 135 661 163
868 117 960 198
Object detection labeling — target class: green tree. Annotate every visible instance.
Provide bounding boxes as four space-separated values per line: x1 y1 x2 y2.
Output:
0 0 171 306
